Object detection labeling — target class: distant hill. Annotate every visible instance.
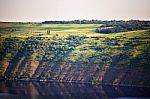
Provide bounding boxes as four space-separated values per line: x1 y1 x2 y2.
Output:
0 22 150 86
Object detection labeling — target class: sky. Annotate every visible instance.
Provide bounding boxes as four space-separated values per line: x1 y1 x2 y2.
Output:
0 0 150 22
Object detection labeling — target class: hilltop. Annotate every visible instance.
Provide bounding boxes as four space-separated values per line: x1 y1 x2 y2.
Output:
0 21 150 86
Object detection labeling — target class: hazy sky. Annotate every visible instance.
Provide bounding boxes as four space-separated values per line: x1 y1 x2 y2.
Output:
0 0 150 22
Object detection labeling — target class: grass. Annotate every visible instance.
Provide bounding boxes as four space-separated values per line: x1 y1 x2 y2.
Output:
0 23 101 39
0 22 150 64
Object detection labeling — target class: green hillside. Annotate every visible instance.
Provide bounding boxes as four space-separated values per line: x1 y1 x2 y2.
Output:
0 22 150 86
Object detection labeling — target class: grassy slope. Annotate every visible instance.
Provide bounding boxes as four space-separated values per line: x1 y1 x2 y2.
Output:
0 22 150 85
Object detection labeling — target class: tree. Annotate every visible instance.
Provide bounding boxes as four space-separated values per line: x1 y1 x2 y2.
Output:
47 30 50 35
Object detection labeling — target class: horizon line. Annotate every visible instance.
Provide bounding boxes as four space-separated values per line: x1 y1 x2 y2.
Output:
1 19 150 23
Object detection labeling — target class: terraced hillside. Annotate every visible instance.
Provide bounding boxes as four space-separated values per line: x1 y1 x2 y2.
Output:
0 22 150 86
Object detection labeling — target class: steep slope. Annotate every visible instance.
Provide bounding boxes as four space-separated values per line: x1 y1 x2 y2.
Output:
0 23 150 86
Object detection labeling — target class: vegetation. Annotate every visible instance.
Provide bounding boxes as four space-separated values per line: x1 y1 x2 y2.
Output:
95 20 150 33
0 22 150 86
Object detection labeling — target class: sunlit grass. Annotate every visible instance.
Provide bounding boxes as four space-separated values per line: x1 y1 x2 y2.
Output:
0 23 150 63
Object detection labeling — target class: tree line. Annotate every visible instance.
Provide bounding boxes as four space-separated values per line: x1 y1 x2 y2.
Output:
95 20 150 33
42 20 150 25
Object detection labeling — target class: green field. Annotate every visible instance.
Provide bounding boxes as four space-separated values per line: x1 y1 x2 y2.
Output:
0 23 101 38
0 22 150 85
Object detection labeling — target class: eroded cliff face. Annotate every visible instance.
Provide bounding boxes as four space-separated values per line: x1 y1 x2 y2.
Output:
1 60 150 86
